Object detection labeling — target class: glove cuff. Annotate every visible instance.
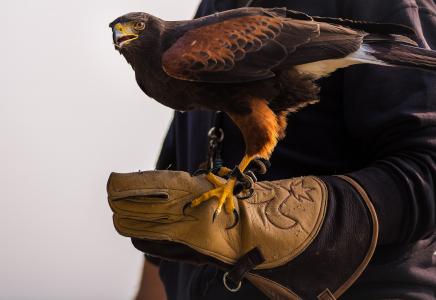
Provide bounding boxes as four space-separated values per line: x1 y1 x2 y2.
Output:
244 175 378 300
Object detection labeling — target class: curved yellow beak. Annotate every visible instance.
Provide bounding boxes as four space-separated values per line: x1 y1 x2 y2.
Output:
112 23 138 48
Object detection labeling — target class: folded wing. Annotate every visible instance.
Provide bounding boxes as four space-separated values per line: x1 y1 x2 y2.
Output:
162 14 320 82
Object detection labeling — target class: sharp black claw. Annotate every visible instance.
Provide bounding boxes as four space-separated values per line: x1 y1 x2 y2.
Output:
183 201 192 216
226 209 239 230
213 210 219 223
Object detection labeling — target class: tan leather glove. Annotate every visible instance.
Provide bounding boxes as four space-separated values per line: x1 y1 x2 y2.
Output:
108 170 378 300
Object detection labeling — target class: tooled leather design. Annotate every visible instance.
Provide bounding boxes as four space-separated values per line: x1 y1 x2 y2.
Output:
242 179 315 229
289 181 314 202
239 176 327 269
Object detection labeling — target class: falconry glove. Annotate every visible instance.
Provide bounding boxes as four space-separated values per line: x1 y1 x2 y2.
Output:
107 171 378 300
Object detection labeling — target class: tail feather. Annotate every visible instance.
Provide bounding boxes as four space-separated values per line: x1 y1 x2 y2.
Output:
368 43 436 71
363 33 418 47
311 16 417 35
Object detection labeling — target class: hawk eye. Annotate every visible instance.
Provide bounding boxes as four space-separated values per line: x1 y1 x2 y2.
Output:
134 22 145 30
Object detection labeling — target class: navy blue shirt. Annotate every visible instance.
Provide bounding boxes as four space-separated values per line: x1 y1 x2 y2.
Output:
147 1 436 299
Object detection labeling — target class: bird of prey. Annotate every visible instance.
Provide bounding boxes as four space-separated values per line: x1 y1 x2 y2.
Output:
109 7 436 222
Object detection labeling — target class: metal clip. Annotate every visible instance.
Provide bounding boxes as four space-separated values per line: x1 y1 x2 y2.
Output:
223 272 242 292
208 127 224 143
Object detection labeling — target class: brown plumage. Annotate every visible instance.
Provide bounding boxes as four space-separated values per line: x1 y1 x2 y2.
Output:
161 15 286 81
109 7 436 218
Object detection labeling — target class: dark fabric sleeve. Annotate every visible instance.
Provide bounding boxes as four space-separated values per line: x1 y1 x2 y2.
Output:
155 114 177 171
193 0 214 19
339 2 436 245
193 0 238 18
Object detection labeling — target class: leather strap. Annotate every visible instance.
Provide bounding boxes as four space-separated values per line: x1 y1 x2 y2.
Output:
318 288 336 300
333 175 379 298
227 247 265 284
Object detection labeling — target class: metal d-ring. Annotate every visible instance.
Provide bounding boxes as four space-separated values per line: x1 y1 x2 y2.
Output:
252 159 267 174
208 127 224 143
223 272 242 292
240 174 254 190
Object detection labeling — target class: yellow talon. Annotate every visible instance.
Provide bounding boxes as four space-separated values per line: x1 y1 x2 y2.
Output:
191 184 225 207
224 193 234 213
192 173 237 214
204 172 224 188
191 155 254 224
218 167 232 177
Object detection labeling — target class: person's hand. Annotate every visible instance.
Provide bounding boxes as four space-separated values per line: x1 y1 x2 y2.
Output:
108 170 377 300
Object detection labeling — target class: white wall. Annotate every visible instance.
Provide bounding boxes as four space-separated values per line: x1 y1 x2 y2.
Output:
0 1 201 299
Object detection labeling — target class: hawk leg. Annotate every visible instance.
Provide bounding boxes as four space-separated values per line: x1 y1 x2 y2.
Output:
189 96 286 228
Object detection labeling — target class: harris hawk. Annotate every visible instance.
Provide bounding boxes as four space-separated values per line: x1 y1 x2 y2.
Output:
109 7 436 224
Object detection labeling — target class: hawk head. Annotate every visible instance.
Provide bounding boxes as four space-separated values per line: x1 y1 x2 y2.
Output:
109 12 152 50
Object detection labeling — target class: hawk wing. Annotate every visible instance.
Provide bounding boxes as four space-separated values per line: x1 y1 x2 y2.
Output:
161 7 418 83
161 11 321 83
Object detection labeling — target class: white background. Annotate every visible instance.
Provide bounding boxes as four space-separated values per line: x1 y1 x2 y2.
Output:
0 0 201 299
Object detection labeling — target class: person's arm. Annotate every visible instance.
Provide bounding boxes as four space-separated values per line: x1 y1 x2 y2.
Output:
341 3 436 245
134 258 167 300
